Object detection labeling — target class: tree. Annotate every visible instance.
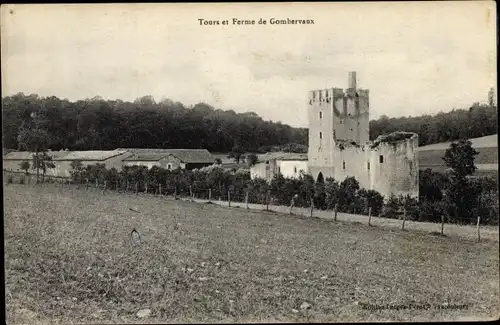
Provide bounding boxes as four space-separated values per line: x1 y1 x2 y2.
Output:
228 145 245 164
246 153 258 166
442 139 480 222
20 161 30 175
70 160 84 183
419 168 448 202
324 177 340 209
214 158 222 165
443 139 479 178
337 177 360 212
358 188 385 216
32 152 56 182
17 120 50 183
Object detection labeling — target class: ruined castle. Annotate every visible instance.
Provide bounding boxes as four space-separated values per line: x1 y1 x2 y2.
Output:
307 72 419 199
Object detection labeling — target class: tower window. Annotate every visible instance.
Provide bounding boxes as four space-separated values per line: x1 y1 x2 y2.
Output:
278 167 281 174
319 132 322 139
319 111 322 119
379 155 384 163
367 162 370 170
294 166 297 174
343 161 345 170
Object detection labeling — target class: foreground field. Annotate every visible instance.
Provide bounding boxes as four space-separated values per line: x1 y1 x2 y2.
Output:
4 184 499 323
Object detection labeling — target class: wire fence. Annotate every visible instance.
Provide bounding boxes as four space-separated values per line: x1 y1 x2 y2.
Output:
4 170 496 242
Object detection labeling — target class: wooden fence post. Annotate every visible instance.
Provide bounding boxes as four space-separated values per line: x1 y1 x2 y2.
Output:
477 216 481 242
289 196 295 215
159 183 162 196
266 191 270 211
95 178 98 189
126 180 129 192
334 204 338 221
245 192 249 210
115 180 118 191
310 197 314 218
368 207 372 226
208 188 212 202
103 180 107 195
189 185 193 201
135 182 138 195
174 187 178 200
145 182 148 194
441 214 445 235
228 191 231 207
402 207 406 230
86 178 89 191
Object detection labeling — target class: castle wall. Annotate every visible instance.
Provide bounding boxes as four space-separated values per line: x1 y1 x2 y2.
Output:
368 136 419 199
329 136 419 200
332 144 370 189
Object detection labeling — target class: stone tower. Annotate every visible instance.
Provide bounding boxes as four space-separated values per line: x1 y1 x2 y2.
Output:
307 72 370 181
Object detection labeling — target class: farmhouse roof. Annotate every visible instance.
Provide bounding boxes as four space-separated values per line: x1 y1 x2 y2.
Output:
3 151 70 160
123 152 170 161
258 152 309 162
119 148 214 163
54 150 128 161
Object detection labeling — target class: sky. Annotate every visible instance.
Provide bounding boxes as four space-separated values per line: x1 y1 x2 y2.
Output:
1 2 497 127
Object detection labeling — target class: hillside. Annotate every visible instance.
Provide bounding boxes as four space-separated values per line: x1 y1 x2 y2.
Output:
418 134 498 174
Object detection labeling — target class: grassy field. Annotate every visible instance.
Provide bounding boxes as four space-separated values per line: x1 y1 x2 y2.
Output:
4 183 500 323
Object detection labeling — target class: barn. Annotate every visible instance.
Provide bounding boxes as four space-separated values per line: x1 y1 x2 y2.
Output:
3 150 70 175
250 152 309 181
120 149 215 170
51 150 132 178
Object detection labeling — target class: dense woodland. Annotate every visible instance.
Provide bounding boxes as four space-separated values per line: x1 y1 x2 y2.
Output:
1 93 498 152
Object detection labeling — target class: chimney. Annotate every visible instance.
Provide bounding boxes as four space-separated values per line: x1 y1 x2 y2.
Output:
348 71 357 90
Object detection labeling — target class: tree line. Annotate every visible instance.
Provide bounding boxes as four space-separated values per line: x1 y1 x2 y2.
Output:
2 93 497 153
369 103 498 146
2 93 308 153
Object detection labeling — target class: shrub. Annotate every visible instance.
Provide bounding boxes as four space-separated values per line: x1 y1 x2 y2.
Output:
381 194 400 219
358 189 384 216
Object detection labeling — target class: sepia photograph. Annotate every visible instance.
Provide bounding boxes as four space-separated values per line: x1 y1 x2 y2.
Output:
1 2 498 323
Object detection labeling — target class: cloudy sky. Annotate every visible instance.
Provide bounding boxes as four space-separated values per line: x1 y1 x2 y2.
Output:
1 2 496 127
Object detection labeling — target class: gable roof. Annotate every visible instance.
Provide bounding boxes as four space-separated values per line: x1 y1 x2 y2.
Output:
165 149 214 163
123 152 170 161
3 151 70 160
54 150 128 161
258 152 308 162
119 148 214 163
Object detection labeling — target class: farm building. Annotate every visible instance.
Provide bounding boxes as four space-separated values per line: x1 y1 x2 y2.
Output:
250 152 308 181
123 152 181 170
120 149 215 170
3 150 72 175
51 150 132 178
